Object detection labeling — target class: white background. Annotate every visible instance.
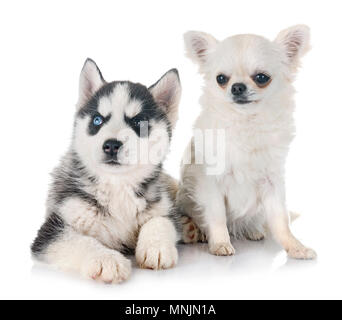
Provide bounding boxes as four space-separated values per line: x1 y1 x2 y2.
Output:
1 0 341 300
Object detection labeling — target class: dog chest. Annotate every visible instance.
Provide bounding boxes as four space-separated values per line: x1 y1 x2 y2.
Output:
61 182 146 250
96 182 146 248
221 142 283 220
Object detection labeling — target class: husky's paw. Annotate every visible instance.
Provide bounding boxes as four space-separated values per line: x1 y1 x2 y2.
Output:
287 245 317 260
245 230 265 241
181 216 206 244
209 242 235 256
136 242 178 270
81 252 131 284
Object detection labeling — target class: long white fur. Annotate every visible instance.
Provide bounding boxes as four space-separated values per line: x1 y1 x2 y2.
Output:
178 25 316 259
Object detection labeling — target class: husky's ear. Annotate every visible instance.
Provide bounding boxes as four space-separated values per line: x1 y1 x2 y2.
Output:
149 69 181 129
184 31 218 66
275 25 311 72
77 58 105 109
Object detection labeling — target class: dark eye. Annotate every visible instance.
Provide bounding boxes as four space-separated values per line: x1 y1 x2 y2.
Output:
133 119 140 127
133 119 148 129
127 115 150 137
93 115 103 126
253 73 271 87
216 74 229 86
132 114 148 127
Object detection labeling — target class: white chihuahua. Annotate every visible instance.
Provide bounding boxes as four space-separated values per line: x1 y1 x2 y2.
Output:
177 25 316 259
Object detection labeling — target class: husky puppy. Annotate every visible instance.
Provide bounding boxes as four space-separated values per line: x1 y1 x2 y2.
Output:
31 59 182 283
177 26 316 259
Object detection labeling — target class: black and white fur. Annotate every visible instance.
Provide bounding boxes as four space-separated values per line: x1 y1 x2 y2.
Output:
31 59 182 283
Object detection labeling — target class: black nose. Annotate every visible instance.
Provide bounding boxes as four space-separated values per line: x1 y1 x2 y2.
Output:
102 139 123 156
231 83 247 96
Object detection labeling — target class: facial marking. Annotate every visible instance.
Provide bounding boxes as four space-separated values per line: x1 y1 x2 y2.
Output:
88 112 111 136
125 99 143 118
97 96 113 118
97 83 130 118
124 83 167 139
74 79 173 173
124 113 151 138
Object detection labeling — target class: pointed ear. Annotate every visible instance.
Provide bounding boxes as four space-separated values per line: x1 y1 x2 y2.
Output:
149 69 181 129
184 31 218 66
77 58 105 109
275 25 311 72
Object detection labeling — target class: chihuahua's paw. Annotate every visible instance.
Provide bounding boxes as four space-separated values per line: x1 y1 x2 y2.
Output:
209 242 235 256
287 245 317 260
136 242 178 270
81 252 131 284
181 216 206 244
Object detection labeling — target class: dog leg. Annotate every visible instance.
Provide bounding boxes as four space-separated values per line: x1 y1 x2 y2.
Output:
208 223 235 256
36 227 132 283
136 216 178 270
197 177 235 256
263 190 316 260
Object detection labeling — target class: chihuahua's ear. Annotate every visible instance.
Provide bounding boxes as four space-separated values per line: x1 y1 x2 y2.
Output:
184 31 218 66
275 25 311 72
149 69 181 129
77 58 105 109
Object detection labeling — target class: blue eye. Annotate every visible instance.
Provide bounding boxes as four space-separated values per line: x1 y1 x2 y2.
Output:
93 116 103 126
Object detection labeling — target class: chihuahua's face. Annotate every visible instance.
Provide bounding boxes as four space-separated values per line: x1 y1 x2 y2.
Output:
184 26 310 113
210 35 284 107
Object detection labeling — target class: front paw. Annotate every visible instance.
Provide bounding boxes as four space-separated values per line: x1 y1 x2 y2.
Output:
136 242 178 270
209 242 236 256
287 245 317 260
81 252 132 284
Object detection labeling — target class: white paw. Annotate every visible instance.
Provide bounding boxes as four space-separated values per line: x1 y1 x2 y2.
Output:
136 242 178 270
209 242 236 256
181 216 206 244
287 246 317 260
81 252 132 284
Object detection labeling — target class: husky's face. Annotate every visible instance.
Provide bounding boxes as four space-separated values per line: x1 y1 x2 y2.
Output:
73 59 181 175
184 25 310 113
